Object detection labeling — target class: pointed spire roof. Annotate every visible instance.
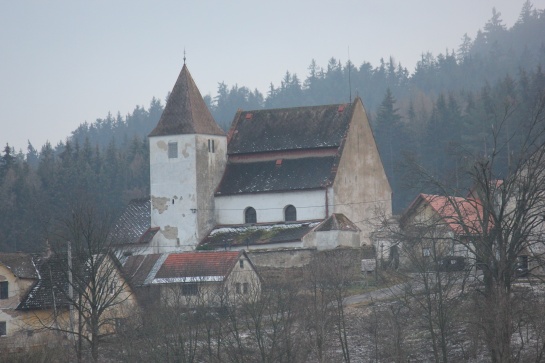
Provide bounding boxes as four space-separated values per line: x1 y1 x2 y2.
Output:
149 64 224 137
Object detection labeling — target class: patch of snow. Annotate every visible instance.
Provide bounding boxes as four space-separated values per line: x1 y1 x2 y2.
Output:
210 222 320 236
151 276 224 284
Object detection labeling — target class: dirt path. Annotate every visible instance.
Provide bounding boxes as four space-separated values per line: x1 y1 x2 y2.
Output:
343 282 408 306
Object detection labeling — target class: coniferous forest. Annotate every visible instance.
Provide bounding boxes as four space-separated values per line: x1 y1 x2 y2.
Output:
1 3 545 253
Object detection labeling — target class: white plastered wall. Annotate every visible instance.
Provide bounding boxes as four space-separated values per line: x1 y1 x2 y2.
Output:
149 134 226 252
214 189 326 225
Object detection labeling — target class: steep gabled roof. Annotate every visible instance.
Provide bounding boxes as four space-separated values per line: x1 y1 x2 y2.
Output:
149 64 224 137
215 156 337 195
109 198 158 245
18 253 127 311
17 254 74 311
227 103 353 154
0 252 40 279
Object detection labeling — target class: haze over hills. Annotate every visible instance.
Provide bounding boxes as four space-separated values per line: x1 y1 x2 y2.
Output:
1 3 544 252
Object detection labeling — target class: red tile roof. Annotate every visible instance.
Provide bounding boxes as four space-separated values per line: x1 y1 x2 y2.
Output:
420 194 485 235
155 251 242 280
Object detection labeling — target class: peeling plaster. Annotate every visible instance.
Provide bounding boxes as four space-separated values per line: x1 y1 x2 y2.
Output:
151 196 170 214
162 225 178 240
181 142 191 158
156 140 167 151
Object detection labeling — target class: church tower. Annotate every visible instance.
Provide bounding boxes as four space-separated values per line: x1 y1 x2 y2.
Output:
148 64 226 252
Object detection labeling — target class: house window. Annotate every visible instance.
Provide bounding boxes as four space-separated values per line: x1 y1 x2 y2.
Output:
243 282 249 294
0 322 5 336
168 142 178 158
422 248 431 257
245 207 256 224
115 318 128 333
109 281 116 295
208 139 215 153
235 283 241 294
182 283 198 296
239 260 244 268
0 282 7 299
285 205 296 222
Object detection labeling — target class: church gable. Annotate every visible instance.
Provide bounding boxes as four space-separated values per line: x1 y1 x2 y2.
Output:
331 98 392 244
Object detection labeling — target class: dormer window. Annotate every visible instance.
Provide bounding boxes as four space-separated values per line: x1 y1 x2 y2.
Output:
285 205 297 222
245 207 257 224
168 142 178 158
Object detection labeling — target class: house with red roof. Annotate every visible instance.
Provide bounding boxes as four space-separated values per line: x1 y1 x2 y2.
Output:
111 61 391 256
398 193 484 269
122 250 261 307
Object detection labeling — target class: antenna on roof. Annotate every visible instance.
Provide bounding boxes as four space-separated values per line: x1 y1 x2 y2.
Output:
348 46 352 103
183 48 187 65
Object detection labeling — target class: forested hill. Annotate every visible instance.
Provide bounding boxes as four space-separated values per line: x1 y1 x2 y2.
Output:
1 3 544 253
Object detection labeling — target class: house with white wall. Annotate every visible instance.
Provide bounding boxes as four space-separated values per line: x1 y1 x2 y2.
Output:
122 250 261 307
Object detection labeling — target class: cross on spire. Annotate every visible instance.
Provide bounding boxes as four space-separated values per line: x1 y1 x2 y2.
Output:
183 48 186 65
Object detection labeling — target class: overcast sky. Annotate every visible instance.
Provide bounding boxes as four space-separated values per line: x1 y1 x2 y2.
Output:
1 0 544 153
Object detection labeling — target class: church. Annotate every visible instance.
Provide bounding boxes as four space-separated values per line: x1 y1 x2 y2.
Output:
111 62 392 255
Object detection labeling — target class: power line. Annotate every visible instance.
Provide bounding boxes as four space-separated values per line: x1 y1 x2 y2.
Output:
168 198 391 213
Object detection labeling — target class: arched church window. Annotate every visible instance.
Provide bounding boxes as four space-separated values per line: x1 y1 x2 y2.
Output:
245 207 257 224
285 205 296 222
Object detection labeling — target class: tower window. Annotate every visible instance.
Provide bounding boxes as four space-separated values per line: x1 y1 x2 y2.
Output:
0 282 7 299
285 205 297 222
208 139 215 153
245 207 256 224
168 142 178 158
